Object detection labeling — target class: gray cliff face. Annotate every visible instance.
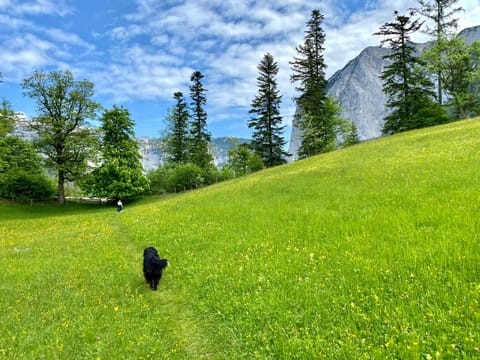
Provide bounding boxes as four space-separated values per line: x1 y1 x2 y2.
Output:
288 46 391 161
11 113 36 141
136 137 168 171
328 46 391 141
136 137 249 170
460 26 480 45
288 25 480 160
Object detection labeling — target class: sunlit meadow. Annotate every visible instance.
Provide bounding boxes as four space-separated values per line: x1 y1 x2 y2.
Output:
1 118 480 359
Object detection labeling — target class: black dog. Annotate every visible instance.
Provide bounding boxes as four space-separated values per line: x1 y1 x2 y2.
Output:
143 247 169 290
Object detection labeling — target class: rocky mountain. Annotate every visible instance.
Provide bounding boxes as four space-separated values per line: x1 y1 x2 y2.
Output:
288 25 480 160
136 136 249 170
12 114 248 170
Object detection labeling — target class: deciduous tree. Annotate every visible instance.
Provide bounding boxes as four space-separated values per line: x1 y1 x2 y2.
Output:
227 142 264 177
422 37 480 119
414 0 463 104
82 105 149 199
0 136 54 202
22 70 100 204
0 99 14 137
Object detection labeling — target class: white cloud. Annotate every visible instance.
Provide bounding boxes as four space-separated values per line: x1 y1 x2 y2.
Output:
1 0 479 136
4 0 72 16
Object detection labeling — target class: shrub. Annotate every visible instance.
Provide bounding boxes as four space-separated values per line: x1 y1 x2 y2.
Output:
0 168 55 202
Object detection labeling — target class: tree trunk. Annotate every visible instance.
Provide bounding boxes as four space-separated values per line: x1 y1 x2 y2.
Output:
57 171 66 205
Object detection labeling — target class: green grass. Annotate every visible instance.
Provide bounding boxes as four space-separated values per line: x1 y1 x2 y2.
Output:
1 119 480 359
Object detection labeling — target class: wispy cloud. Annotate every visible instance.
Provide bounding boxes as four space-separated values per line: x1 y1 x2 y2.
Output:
1 0 479 137
0 0 72 16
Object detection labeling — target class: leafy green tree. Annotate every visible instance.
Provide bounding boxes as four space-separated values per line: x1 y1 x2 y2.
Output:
0 99 15 137
414 0 463 104
0 136 54 202
189 71 213 168
0 73 15 137
249 53 288 167
162 92 190 164
227 143 264 177
290 9 335 158
327 97 361 148
82 105 149 199
422 38 480 119
341 121 361 147
21 70 100 204
146 164 173 195
1 168 55 202
169 163 205 191
375 11 447 135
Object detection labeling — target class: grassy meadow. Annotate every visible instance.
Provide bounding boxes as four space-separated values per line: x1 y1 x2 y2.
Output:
1 118 480 359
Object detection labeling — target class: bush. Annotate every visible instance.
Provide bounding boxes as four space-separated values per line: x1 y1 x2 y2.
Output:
147 165 174 194
168 163 205 192
0 168 55 202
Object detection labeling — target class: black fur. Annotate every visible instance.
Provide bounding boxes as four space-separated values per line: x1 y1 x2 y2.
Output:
143 247 169 290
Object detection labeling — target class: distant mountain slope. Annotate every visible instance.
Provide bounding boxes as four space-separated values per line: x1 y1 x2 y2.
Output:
12 114 248 170
288 25 480 160
136 136 249 170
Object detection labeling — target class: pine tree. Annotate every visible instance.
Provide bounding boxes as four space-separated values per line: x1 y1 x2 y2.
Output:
249 53 287 167
414 0 463 104
189 71 212 168
375 11 447 135
290 9 334 158
162 92 190 164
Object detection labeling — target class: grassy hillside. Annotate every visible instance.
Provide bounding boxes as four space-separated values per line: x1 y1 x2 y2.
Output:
1 118 480 359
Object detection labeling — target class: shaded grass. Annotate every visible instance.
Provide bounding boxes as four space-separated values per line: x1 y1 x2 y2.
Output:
1 118 480 358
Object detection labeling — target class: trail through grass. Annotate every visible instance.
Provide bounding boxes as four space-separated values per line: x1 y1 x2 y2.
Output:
0 205 220 359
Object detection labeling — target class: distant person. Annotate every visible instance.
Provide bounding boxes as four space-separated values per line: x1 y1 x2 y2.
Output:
117 199 123 212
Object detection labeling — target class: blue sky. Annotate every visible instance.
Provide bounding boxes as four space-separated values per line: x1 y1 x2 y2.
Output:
1 0 479 139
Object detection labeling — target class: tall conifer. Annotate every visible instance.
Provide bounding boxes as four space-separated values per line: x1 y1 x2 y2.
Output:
249 53 287 167
290 10 334 158
189 71 212 168
163 92 190 164
375 11 447 134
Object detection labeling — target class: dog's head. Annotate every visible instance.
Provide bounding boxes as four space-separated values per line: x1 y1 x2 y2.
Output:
143 247 158 258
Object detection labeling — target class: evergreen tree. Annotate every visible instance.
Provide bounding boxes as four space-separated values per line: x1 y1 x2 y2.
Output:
189 71 213 168
290 10 335 158
249 53 288 167
375 11 447 135
414 0 463 104
22 70 100 204
82 105 149 199
162 92 190 164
